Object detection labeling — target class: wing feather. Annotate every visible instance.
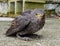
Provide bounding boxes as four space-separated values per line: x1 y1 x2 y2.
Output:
6 16 30 36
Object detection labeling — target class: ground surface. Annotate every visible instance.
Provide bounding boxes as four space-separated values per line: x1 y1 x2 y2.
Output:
0 18 60 46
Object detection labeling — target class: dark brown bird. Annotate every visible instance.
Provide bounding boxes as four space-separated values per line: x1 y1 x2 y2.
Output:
6 9 45 40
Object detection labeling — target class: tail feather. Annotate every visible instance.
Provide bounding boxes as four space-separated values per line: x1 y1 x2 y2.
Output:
6 28 13 36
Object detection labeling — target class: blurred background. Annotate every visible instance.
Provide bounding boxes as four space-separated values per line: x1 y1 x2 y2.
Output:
0 0 60 18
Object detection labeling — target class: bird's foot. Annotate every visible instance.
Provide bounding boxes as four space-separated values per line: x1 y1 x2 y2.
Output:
16 33 33 41
16 33 42 41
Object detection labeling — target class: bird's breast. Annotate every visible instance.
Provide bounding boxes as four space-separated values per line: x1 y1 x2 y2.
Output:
24 18 41 33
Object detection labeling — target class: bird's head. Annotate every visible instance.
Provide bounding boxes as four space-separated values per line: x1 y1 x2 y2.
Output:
31 9 45 19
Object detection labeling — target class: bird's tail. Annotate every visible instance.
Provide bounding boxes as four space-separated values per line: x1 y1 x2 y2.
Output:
6 28 12 36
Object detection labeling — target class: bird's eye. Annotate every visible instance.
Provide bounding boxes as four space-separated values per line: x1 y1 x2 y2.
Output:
36 13 38 15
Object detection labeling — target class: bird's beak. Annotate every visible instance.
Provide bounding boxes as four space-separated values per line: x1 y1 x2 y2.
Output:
36 13 43 19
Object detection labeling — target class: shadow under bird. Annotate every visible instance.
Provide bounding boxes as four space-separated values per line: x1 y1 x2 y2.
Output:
6 9 45 41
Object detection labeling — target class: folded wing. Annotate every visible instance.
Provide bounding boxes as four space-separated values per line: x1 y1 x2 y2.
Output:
6 16 30 36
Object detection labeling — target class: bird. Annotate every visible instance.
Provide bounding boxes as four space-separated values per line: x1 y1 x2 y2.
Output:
6 9 45 40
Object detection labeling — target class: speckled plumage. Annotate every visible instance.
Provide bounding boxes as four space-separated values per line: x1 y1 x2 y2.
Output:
6 9 45 39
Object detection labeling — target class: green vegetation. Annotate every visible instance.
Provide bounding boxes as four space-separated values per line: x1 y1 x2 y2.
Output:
16 1 22 14
25 2 44 10
10 2 15 13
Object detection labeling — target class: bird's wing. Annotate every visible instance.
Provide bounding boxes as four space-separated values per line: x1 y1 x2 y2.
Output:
6 16 30 36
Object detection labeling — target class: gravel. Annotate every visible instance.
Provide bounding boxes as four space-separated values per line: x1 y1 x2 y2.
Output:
0 18 60 46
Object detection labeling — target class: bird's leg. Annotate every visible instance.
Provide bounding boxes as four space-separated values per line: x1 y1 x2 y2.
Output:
16 33 32 41
16 32 41 41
